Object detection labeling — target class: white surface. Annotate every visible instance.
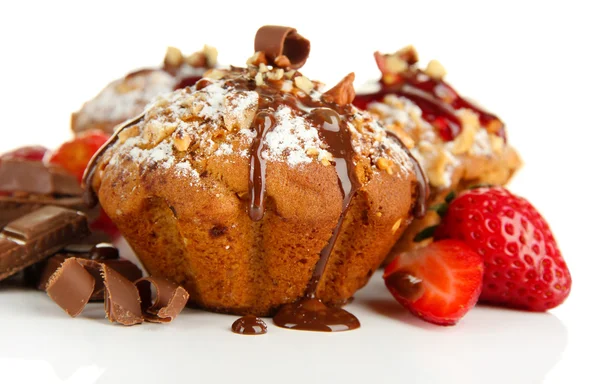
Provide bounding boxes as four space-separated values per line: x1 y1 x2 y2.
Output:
0 1 599 383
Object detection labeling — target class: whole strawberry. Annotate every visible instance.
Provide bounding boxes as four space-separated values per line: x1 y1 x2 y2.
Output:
434 187 571 311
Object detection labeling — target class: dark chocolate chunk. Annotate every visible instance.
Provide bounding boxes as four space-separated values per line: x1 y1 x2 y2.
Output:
46 258 95 317
89 243 119 260
135 276 189 323
0 195 98 229
61 231 112 254
0 159 82 196
232 315 267 335
0 206 90 281
254 25 310 69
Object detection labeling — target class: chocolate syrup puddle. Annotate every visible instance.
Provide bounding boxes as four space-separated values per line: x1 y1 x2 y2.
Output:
231 315 268 335
353 69 505 141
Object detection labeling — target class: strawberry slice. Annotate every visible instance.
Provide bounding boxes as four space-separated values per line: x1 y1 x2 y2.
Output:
48 130 110 182
383 239 484 326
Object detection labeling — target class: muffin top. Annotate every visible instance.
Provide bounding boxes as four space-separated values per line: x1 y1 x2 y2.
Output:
72 45 218 133
87 57 427 219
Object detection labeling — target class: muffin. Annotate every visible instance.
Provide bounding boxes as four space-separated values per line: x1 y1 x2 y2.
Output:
353 46 521 255
86 27 425 316
71 45 218 134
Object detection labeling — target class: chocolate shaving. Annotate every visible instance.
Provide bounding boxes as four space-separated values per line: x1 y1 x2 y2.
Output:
322 73 356 105
46 258 95 317
45 257 187 326
254 25 310 69
0 206 89 281
46 258 143 325
0 159 82 196
135 277 189 323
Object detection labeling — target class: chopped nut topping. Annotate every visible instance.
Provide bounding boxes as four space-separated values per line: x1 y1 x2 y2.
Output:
274 55 291 68
424 60 447 79
173 131 192 151
284 70 296 79
204 69 226 80
396 45 419 65
266 68 284 81
247 51 268 67
322 73 355 105
306 147 320 156
118 126 140 144
385 55 408 74
490 134 505 155
164 46 184 68
376 157 393 174
203 45 218 68
258 63 268 73
452 110 479 155
255 73 264 86
185 51 206 68
294 76 314 93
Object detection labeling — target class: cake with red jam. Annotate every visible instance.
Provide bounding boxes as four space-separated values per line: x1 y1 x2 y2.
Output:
84 26 427 318
71 45 218 134
353 46 521 255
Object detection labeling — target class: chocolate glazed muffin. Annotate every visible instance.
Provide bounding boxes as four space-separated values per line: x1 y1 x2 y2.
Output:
85 27 427 317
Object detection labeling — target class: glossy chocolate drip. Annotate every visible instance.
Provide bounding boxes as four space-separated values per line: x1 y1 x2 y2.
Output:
386 131 429 218
231 315 268 335
353 69 505 141
82 114 145 207
273 298 359 332
248 111 276 221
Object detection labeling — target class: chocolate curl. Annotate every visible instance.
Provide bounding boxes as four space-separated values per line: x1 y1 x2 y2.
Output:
322 73 356 105
135 277 189 323
254 25 310 69
46 257 143 326
46 258 95 317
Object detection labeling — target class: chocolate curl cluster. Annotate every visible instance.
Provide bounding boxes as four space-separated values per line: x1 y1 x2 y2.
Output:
46 257 189 326
254 25 311 69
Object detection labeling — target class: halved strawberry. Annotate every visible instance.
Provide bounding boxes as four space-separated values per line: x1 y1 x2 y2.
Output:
383 239 484 326
48 130 110 182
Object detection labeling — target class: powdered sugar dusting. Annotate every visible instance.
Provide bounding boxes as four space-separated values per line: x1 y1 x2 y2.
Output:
263 106 329 166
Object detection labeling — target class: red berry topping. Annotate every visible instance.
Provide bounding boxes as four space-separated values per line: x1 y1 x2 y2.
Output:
383 239 483 326
0 146 49 162
48 131 110 182
435 187 571 311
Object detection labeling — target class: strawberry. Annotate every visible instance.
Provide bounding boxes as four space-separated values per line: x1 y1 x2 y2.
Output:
383 239 483 326
434 187 571 311
48 130 119 238
0 145 49 162
48 130 110 182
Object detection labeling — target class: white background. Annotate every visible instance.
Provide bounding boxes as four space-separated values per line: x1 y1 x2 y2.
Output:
0 1 599 383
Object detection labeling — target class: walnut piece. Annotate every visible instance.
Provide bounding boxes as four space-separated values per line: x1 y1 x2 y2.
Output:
294 76 314 93
185 51 206 68
424 60 447 79
274 55 291 68
247 51 268 67
173 131 192 151
322 73 355 105
203 45 218 68
266 68 284 81
164 47 184 68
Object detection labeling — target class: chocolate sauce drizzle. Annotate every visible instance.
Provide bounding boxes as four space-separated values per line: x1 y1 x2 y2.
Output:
231 315 268 335
353 69 505 142
83 113 145 207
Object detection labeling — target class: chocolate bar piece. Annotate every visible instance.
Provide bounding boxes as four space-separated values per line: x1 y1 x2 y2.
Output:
136 276 189 323
0 206 89 281
0 195 96 229
0 159 82 196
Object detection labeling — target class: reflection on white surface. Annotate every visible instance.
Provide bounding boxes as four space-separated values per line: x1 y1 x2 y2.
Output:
0 272 568 384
